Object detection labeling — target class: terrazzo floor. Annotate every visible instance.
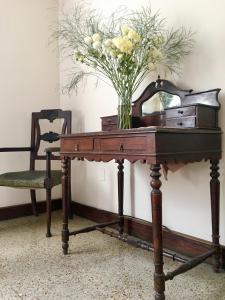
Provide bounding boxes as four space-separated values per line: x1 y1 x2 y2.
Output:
0 211 225 300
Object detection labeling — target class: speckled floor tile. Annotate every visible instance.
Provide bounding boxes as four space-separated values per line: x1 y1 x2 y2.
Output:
0 212 225 300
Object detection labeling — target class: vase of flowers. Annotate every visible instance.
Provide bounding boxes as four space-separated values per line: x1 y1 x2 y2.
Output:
55 4 193 129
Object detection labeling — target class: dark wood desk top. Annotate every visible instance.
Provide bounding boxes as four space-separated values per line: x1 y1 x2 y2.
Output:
60 127 222 164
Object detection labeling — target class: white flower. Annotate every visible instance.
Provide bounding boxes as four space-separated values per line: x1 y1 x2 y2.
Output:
103 39 112 47
92 33 101 42
84 36 92 45
92 41 102 50
117 54 123 60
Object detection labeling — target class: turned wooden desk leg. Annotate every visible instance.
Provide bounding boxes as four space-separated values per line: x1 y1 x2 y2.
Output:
68 159 73 220
62 157 69 255
210 159 220 272
117 159 124 235
150 164 165 300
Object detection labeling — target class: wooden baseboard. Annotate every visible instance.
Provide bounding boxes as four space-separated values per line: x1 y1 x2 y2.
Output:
72 201 225 267
0 199 62 221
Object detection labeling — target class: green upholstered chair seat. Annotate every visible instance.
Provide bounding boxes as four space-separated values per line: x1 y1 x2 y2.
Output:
0 170 62 189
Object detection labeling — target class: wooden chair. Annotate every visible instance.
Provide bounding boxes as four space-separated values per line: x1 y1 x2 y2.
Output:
0 109 72 237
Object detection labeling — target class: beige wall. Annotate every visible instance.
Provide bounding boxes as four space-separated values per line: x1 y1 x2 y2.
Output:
59 0 225 244
0 0 60 206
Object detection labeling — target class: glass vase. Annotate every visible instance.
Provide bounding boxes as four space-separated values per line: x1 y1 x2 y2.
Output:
117 96 132 130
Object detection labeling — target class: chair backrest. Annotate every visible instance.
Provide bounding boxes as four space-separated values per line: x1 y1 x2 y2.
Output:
30 109 71 170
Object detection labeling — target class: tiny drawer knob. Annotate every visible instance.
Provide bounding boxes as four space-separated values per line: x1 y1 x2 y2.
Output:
177 122 183 126
74 144 79 151
178 110 183 114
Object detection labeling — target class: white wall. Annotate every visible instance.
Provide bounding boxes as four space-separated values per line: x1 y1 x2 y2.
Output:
60 0 225 244
0 0 60 206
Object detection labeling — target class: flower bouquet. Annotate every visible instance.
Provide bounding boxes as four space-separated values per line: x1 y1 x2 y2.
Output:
55 4 193 129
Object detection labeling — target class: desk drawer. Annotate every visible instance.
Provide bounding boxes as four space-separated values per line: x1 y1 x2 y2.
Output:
99 137 147 152
61 138 94 152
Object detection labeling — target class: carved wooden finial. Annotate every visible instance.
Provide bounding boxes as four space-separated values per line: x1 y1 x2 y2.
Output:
156 75 162 88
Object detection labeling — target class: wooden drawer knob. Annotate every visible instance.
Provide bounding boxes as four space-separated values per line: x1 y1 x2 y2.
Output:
74 144 79 151
178 110 183 114
177 122 183 126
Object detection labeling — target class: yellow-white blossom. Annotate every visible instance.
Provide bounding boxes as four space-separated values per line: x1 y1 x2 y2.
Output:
78 55 85 63
92 33 101 42
121 25 131 36
112 37 133 54
127 29 141 43
117 53 123 60
92 41 101 50
84 36 92 45
103 39 112 47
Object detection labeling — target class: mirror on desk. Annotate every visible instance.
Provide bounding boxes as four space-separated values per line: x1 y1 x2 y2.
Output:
141 91 181 115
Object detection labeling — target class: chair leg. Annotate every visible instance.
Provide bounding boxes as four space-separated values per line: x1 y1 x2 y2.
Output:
30 189 38 216
46 188 52 238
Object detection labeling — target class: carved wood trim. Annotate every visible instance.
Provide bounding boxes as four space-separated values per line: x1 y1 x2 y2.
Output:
40 131 60 143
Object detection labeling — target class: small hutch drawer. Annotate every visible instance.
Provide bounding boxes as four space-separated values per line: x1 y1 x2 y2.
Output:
166 117 196 128
165 104 218 128
165 106 196 118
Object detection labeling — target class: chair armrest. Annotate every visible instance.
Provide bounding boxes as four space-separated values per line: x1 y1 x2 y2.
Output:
0 147 31 152
45 147 60 153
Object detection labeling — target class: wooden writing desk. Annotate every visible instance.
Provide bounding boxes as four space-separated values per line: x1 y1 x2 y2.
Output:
60 127 222 300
